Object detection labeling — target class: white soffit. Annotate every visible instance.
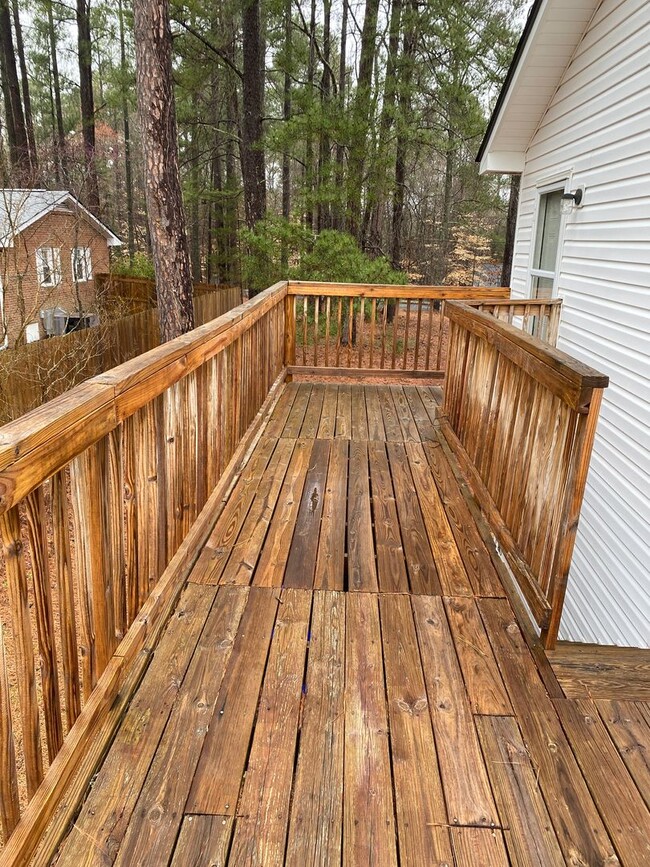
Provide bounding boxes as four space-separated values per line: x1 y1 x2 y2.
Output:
479 0 602 174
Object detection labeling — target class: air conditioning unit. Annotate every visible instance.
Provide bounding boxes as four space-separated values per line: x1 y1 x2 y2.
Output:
40 306 69 337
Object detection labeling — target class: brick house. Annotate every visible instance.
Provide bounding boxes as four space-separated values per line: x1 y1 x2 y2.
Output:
0 189 122 347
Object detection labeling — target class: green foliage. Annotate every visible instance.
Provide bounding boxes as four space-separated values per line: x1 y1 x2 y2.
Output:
295 231 407 285
111 251 155 279
240 220 407 294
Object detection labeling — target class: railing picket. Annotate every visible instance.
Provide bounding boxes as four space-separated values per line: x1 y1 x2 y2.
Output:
347 297 354 368
391 300 399 369
24 487 64 761
369 298 377 368
302 296 308 366
0 619 20 841
413 299 423 370
325 296 331 367
358 298 365 368
313 296 319 366
380 298 388 369
402 299 411 369
0 505 43 796
336 297 343 366
52 471 81 729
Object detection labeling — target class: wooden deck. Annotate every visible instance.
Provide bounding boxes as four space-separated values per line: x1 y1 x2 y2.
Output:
51 383 650 867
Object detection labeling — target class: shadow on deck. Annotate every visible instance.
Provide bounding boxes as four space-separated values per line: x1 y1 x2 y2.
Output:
50 383 650 867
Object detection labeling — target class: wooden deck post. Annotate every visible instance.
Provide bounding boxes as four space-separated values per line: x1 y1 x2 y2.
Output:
284 293 296 379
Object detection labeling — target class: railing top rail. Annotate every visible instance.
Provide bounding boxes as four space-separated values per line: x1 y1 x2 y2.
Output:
0 281 288 514
464 297 563 307
287 280 511 300
445 301 608 410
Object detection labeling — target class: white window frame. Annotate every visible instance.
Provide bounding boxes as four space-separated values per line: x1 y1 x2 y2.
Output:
35 247 62 288
71 246 93 283
528 178 570 300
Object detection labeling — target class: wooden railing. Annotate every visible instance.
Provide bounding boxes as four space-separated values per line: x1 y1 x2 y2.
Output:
285 281 510 377
440 301 608 648
0 281 286 857
465 298 562 346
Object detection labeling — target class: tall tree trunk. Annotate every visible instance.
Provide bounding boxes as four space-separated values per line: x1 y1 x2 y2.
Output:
346 0 380 240
281 0 292 269
317 0 332 231
0 0 31 184
11 0 37 175
501 173 520 286
363 0 401 253
391 1 416 274
439 127 455 282
333 0 348 231
76 0 100 213
303 0 316 230
241 0 266 227
46 0 68 185
133 0 194 341
189 123 202 282
118 0 135 261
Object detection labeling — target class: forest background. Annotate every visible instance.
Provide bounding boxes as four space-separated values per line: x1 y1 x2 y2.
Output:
0 0 529 293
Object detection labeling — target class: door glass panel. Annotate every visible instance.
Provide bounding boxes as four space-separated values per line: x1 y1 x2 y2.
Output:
533 190 562 272
532 274 554 300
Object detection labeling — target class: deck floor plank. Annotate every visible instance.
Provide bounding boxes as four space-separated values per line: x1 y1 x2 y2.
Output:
478 597 620 867
475 714 564 867
314 440 348 591
185 587 279 815
347 441 378 591
554 697 650 867
388 442 441 595
285 591 346 867
284 439 330 589
219 438 296 586
169 815 233 867
368 441 409 593
412 596 499 828
343 594 397 866
379 594 453 865
596 699 650 809
112 586 250 867
228 590 311 866
48 382 647 867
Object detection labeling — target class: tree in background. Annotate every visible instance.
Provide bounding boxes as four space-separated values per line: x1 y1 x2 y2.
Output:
133 0 194 340
0 0 525 295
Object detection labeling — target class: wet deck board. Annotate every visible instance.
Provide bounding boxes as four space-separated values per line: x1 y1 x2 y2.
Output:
53 383 650 867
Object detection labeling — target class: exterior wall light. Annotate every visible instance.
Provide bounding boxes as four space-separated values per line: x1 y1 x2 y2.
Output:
561 187 585 214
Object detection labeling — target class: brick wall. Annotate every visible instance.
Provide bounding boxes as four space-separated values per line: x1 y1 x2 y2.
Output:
0 210 111 346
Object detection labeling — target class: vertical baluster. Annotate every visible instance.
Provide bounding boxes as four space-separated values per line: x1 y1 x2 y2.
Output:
425 299 434 370
413 299 423 370
358 297 365 368
391 297 399 369
336 297 343 366
380 298 388 368
24 487 63 761
402 298 411 369
369 298 377 368
436 300 446 371
523 303 531 334
313 296 320 366
107 428 126 640
347 296 354 368
0 619 21 841
302 296 308 365
0 505 43 796
325 296 331 366
52 471 81 728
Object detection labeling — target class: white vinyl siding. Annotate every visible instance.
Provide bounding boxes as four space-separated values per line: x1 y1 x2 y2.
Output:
510 0 650 647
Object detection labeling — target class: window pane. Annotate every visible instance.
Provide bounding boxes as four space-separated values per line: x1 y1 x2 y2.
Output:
533 189 563 273
532 274 554 300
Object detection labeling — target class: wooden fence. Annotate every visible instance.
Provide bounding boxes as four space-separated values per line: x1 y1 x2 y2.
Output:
286 281 511 378
0 287 242 423
440 301 608 648
0 281 286 859
94 273 238 314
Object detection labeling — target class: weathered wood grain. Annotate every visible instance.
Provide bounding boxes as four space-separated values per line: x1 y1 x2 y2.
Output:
346 441 377 591
284 439 330 588
314 439 348 591
169 815 233 867
286 591 345 866
344 594 397 867
476 715 564 867
379 595 453 865
228 590 311 865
